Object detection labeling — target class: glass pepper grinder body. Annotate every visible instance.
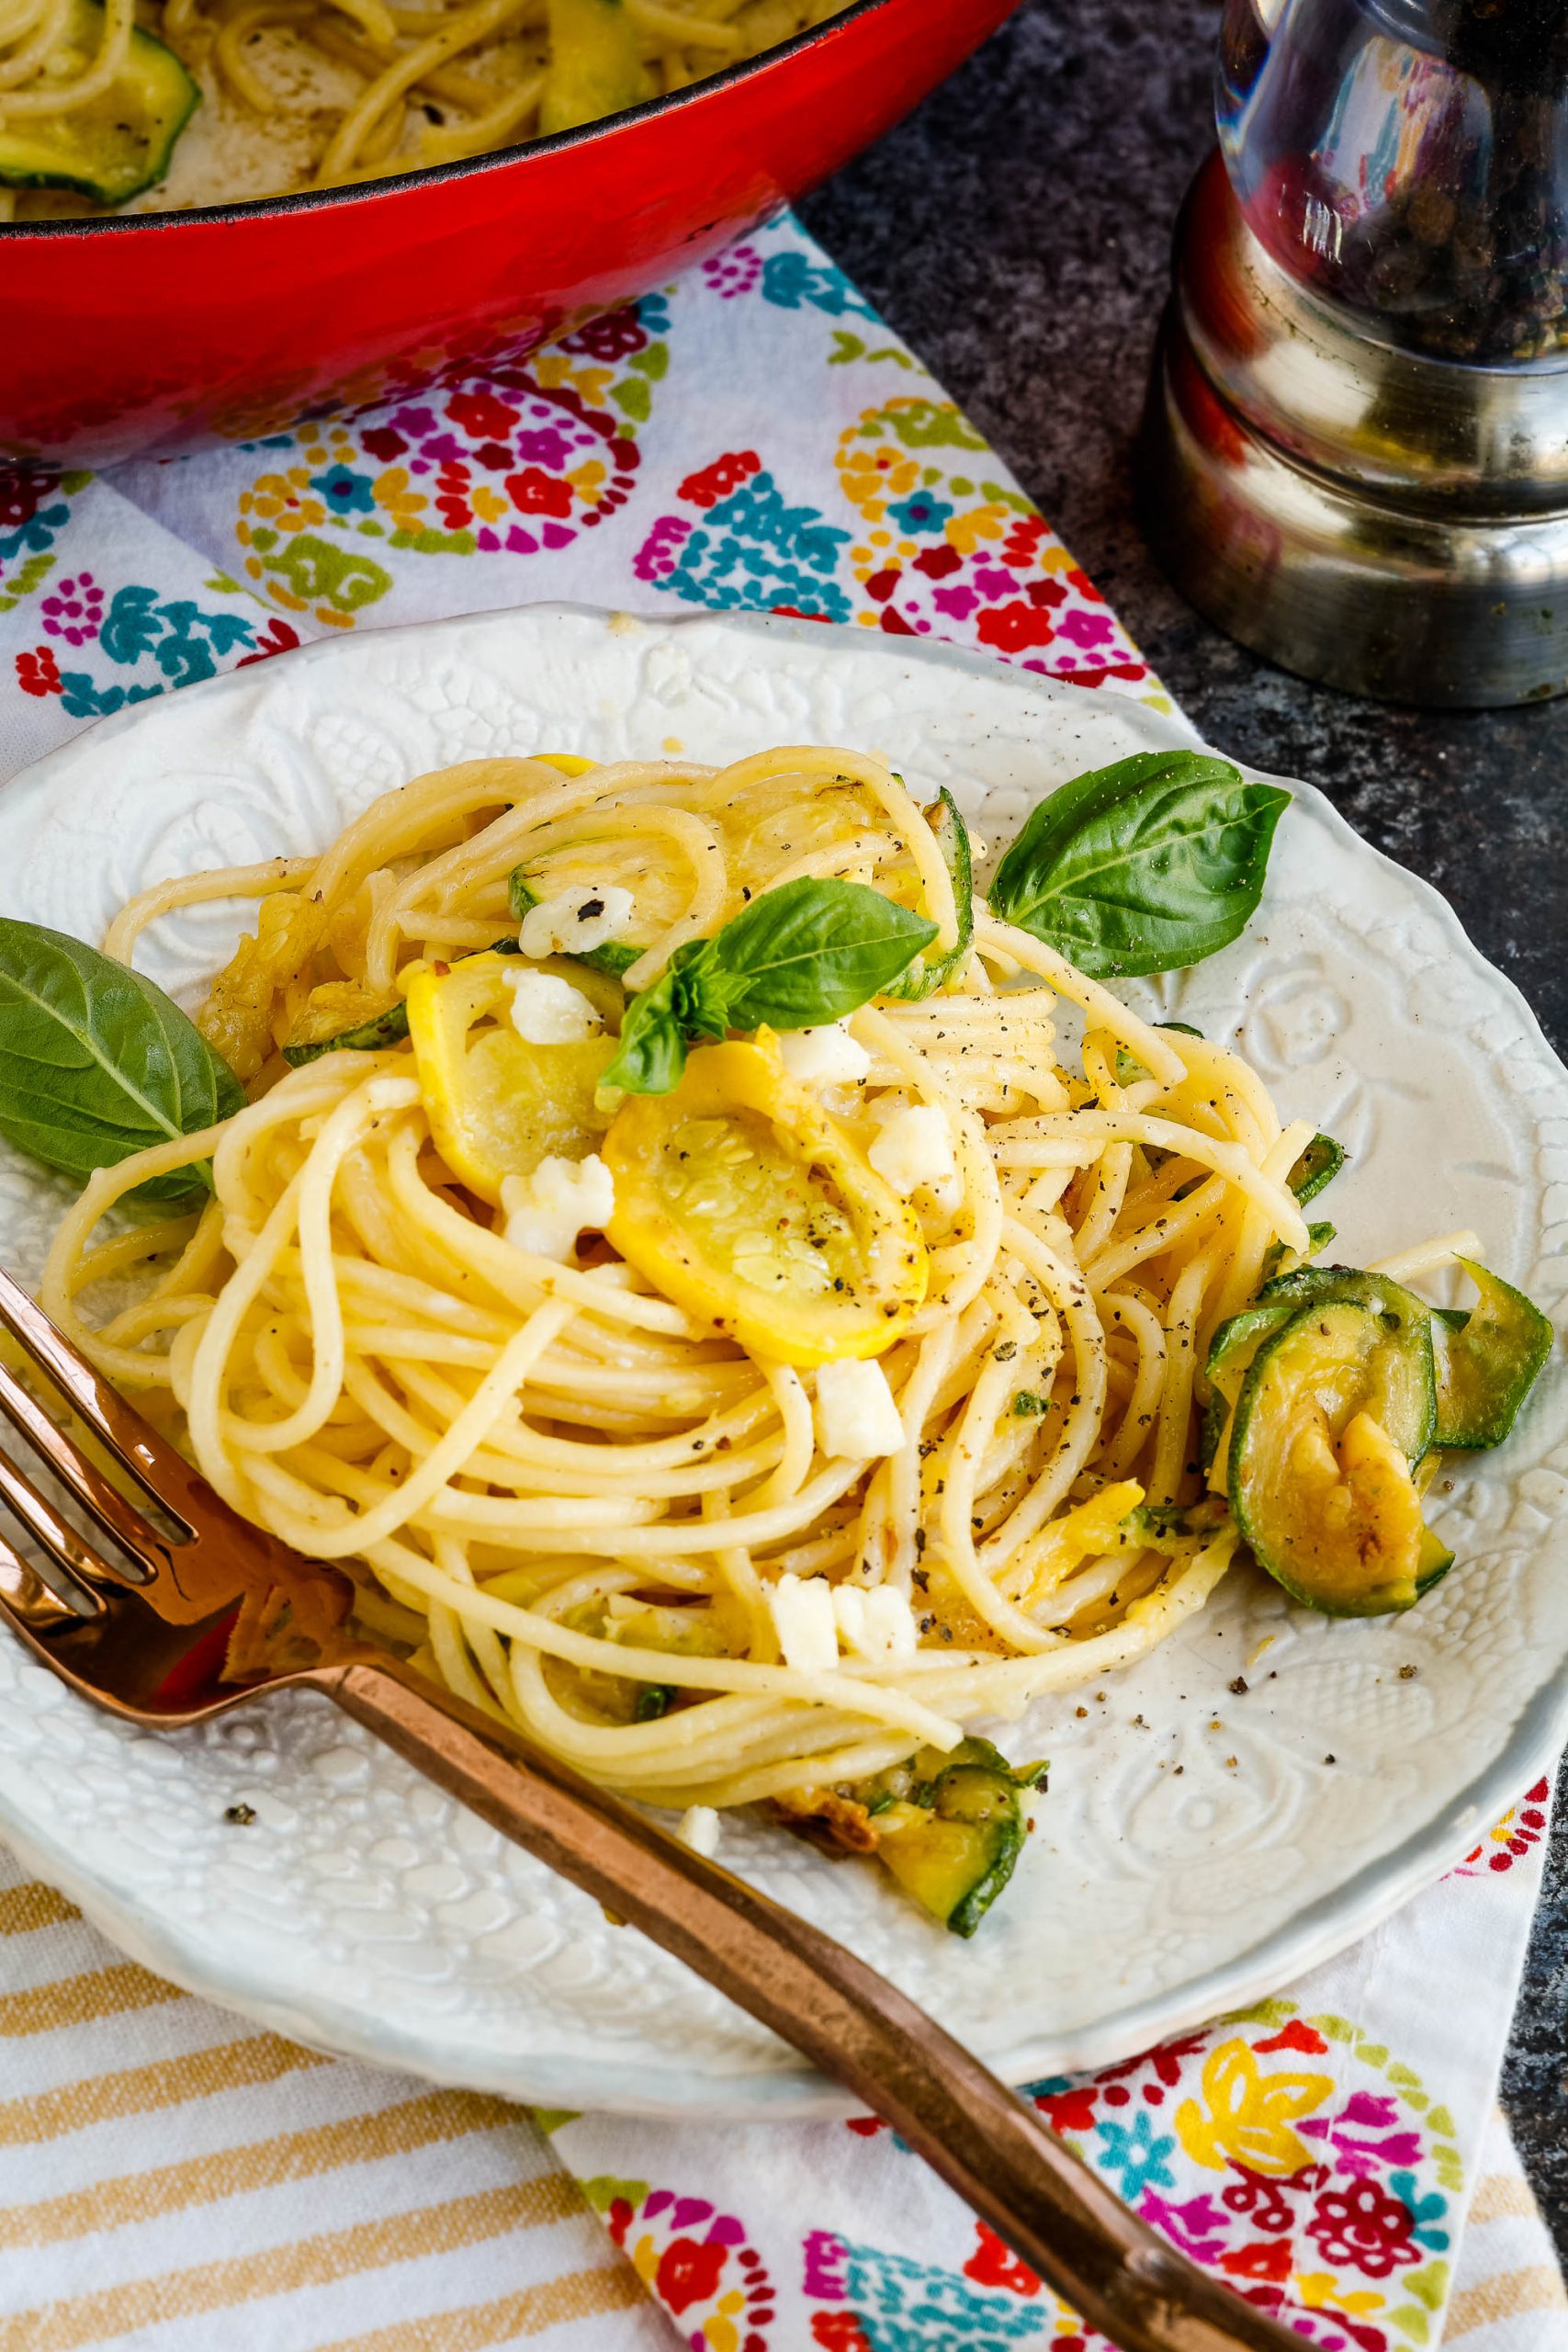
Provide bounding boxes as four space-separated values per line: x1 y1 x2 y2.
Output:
1219 0 1568 362
1139 0 1568 705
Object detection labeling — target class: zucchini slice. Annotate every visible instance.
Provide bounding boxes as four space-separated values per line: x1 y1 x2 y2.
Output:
1430 1258 1552 1450
1289 1132 1346 1207
0 0 197 204
508 870 643 980
884 790 976 1002
1231 1299 1431 1616
1255 1263 1437 1462
868 1738 1045 1938
1261 1218 1336 1283
1201 1301 1293 1481
538 0 650 135
280 945 622 1067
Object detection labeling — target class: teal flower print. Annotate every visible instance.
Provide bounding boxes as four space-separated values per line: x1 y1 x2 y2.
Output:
1097 2109 1178 2200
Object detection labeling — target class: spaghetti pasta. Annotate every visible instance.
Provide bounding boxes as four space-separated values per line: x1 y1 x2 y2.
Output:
0 0 847 215
40 742 1322 1852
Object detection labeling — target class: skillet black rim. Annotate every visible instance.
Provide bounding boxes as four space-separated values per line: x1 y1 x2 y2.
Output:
0 0 904 237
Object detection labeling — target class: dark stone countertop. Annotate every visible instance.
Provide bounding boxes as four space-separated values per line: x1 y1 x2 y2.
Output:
800 0 1568 2263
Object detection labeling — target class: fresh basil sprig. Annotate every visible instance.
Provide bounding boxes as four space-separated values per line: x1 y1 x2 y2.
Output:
987 751 1291 979
0 919 244 1204
603 878 937 1095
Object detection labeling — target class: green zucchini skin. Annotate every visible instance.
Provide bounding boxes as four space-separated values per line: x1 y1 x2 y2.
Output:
1229 1299 1429 1617
1288 1133 1346 1207
868 1737 1045 1939
0 1 197 202
280 937 525 1066
1429 1259 1552 1450
884 790 975 1002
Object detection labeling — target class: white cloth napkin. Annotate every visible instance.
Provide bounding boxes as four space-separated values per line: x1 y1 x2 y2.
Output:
0 203 1561 2351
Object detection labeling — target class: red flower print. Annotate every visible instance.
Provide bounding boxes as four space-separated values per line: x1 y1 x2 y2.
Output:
605 2194 632 2247
0 464 62 533
17 645 62 696
914 542 964 581
1223 2163 1322 2232
976 599 1059 654
844 2115 886 2138
1257 2019 1329 2058
863 567 900 604
236 617 300 666
1220 2240 1293 2282
1000 514 1050 568
1037 2085 1100 2134
506 466 573 518
811 2317 873 2352
964 2222 1041 2295
360 425 408 463
1308 2177 1420 2278
679 449 761 509
655 2234 728 2314
445 388 520 443
562 303 647 362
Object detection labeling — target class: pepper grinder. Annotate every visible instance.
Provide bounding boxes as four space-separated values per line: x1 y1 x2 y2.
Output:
1140 0 1568 707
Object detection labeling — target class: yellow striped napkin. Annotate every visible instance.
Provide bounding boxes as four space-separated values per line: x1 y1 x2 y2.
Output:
0 1853 671 2351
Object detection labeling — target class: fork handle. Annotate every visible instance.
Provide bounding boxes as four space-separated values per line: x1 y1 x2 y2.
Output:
326 1660 1293 2352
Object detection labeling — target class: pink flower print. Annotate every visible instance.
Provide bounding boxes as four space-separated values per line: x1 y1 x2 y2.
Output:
1057 605 1117 650
634 514 692 583
704 243 763 299
39 571 104 647
802 2229 849 2299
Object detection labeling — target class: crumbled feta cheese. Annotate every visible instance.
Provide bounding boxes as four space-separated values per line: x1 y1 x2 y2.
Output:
868 1103 956 1198
501 1152 615 1261
364 1076 422 1113
832 1583 919 1660
814 1358 906 1460
519 881 637 960
506 968 604 1045
677 1804 721 1859
768 1573 840 1676
778 1022 872 1087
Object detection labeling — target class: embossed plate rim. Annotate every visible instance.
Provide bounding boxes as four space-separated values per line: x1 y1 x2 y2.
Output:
0 601 1560 2120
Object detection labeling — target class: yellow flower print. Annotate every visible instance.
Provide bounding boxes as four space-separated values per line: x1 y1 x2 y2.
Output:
568 458 608 504
533 351 614 408
629 2230 660 2285
471 483 509 525
371 466 427 529
703 2293 746 2352
240 469 326 535
1294 2274 1386 2320
836 438 919 523
943 501 1010 557
1175 2039 1334 2176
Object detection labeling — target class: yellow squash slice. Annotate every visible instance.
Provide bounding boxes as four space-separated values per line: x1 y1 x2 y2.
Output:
603 1036 928 1366
405 951 617 1204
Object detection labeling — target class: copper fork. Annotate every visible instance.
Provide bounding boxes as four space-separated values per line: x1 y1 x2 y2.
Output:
0 1260 1297 2352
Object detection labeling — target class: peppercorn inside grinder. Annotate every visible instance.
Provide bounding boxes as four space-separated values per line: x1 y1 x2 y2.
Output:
1140 0 1568 707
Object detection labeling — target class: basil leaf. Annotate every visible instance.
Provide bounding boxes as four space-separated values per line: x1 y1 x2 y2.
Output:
600 969 688 1095
987 752 1291 979
0 919 244 1204
710 878 936 1030
884 791 975 1002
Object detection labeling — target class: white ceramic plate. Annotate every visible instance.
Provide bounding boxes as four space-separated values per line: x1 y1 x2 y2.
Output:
0 604 1563 2120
